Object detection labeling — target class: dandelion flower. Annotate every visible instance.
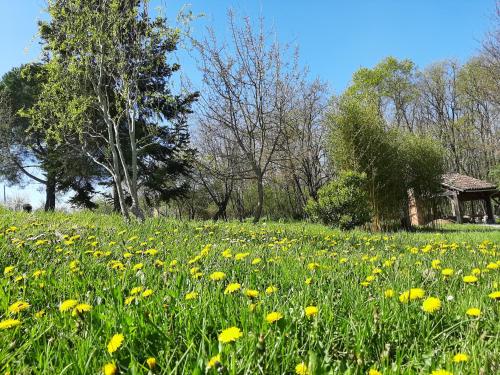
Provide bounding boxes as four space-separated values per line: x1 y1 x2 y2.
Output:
304 306 318 317
0 318 21 330
146 357 156 369
103 362 117 375
245 289 259 298
142 289 153 298
441 268 454 277
422 297 441 313
265 311 283 324
8 301 30 314
368 370 382 375
399 288 425 303
130 287 143 296
185 291 198 300
107 334 124 354
488 291 500 300
218 326 243 343
486 262 498 270
452 353 469 363
462 275 478 284
465 307 480 317
133 263 144 271
207 354 221 369
384 289 394 298
430 370 453 375
209 272 226 281
224 283 241 294
72 303 92 316
295 362 309 375
60 299 78 312
265 286 278 295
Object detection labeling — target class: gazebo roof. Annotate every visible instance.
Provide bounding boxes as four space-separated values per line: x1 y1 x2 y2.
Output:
441 173 497 192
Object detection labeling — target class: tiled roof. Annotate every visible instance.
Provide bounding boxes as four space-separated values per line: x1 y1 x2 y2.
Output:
442 173 497 192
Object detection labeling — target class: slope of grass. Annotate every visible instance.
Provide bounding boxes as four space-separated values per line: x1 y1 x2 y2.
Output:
0 210 498 374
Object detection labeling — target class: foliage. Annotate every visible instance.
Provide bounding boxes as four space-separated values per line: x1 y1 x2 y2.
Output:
28 0 197 219
0 64 99 210
327 77 446 229
0 211 498 373
306 171 371 229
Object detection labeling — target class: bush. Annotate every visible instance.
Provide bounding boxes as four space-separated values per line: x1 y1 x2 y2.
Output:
306 171 371 230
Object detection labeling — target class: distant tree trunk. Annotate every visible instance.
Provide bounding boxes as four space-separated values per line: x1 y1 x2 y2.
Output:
253 175 264 223
44 173 56 211
113 183 120 213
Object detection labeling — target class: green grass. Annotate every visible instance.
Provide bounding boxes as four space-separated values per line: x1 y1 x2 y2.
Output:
0 209 499 374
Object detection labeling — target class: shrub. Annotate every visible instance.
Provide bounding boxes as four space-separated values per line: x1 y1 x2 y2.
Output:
306 171 371 230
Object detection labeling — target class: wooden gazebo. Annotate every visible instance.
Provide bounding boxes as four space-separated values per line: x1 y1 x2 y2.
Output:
441 173 498 224
409 173 499 226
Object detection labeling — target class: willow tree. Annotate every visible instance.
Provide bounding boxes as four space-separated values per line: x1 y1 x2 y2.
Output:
30 0 196 220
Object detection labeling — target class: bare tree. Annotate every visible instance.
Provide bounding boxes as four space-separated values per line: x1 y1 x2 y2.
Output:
193 121 244 220
279 79 330 205
195 10 301 222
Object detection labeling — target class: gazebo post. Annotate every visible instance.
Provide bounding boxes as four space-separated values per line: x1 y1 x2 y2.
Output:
452 192 462 224
484 196 495 224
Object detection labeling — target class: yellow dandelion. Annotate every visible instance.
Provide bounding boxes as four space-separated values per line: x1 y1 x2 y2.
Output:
8 301 30 314
245 289 259 298
60 299 78 312
107 334 124 354
252 258 262 265
185 291 198 300
265 311 283 324
125 296 136 305
133 263 144 271
234 252 250 260
295 362 310 375
488 291 500 300
146 357 156 369
218 326 243 343
103 362 117 375
431 259 441 269
486 262 498 270
452 353 469 363
368 370 382 375
384 289 394 298
430 370 453 375
465 307 481 317
462 275 477 283
399 288 425 303
142 289 153 298
305 306 318 318
0 318 21 330
265 286 278 295
224 283 241 294
441 268 454 277
422 297 441 313
209 272 226 281
207 354 221 369
72 303 92 316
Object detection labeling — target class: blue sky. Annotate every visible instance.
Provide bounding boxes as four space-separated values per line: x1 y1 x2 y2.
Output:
0 0 497 207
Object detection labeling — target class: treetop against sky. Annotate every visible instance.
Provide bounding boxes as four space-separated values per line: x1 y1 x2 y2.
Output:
0 0 497 207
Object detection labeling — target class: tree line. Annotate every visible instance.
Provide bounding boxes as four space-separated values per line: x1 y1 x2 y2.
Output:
0 1 498 228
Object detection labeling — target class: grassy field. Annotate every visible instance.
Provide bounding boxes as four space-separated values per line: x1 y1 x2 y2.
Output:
0 209 498 375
